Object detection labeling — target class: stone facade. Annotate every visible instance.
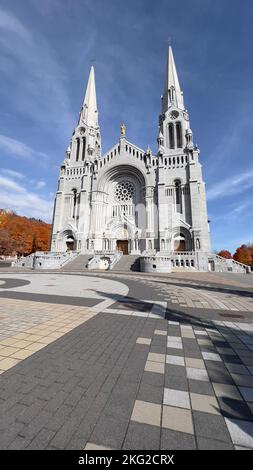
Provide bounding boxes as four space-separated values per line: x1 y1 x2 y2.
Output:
51 47 212 262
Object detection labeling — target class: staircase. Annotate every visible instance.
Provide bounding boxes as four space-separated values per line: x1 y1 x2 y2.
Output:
111 255 141 272
60 254 92 271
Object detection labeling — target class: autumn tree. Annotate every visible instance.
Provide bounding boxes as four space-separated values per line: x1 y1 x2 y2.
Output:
217 250 232 259
0 229 17 255
0 209 51 256
233 244 253 267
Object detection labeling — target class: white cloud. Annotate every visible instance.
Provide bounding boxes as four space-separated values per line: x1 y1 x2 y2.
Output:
0 175 25 193
0 8 75 134
1 168 25 179
0 174 53 221
0 9 29 39
0 134 48 161
207 170 253 201
35 180 46 190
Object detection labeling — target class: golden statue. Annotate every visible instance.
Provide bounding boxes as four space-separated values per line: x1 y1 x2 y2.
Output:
120 123 126 136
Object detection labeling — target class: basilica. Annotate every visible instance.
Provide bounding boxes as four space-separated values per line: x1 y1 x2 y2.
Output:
48 47 247 273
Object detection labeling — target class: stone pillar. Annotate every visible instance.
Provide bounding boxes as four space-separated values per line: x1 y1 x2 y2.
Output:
71 139 77 161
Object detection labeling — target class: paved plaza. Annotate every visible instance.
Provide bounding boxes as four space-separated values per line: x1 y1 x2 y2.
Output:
0 269 253 449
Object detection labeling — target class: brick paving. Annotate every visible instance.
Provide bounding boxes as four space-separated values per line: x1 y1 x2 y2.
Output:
0 271 252 449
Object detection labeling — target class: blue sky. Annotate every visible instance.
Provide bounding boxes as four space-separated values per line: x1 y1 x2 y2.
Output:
0 0 252 253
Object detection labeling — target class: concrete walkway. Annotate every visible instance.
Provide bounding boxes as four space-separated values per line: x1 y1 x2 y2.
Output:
0 271 252 450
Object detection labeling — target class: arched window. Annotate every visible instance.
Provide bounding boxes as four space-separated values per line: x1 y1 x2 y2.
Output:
72 188 77 218
176 122 182 148
76 138 80 161
171 86 175 101
168 124 175 149
175 180 182 213
82 137 86 161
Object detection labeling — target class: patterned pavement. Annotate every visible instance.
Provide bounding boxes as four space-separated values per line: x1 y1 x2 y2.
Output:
107 273 253 312
0 270 252 449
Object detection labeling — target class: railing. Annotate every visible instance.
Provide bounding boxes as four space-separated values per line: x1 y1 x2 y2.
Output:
95 250 116 255
87 256 100 270
172 251 195 256
211 253 250 272
13 251 79 269
109 251 123 270
213 253 246 267
58 251 79 267
87 251 123 271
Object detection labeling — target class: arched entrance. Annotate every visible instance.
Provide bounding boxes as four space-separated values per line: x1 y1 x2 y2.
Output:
117 240 128 254
114 222 131 254
61 229 77 252
95 164 147 254
172 227 192 252
174 235 186 252
66 237 75 251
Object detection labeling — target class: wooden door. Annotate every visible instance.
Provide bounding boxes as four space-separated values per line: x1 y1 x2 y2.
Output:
66 241 74 251
177 240 186 252
117 240 128 255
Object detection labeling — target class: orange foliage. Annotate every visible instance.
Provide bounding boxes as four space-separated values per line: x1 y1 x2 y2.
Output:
217 250 232 259
0 209 51 256
233 244 253 267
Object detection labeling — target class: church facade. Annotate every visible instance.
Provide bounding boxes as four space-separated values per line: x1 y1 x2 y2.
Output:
51 47 212 263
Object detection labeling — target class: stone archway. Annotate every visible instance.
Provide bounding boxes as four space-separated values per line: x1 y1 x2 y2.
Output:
92 164 147 253
174 236 186 252
66 237 75 251
61 230 77 252
172 227 192 252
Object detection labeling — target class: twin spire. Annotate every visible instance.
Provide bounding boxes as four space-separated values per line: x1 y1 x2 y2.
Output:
162 46 184 112
79 46 184 129
79 65 98 127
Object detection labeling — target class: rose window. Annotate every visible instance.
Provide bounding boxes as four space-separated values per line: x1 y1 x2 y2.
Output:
115 181 135 202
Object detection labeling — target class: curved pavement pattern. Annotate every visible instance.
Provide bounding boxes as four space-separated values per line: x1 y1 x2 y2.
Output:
0 271 252 450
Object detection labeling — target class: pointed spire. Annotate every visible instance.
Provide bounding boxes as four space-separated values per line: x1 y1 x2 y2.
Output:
162 46 184 111
79 66 98 127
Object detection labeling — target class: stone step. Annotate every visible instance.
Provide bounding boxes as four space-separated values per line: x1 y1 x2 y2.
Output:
112 255 140 272
172 267 196 272
61 255 92 271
